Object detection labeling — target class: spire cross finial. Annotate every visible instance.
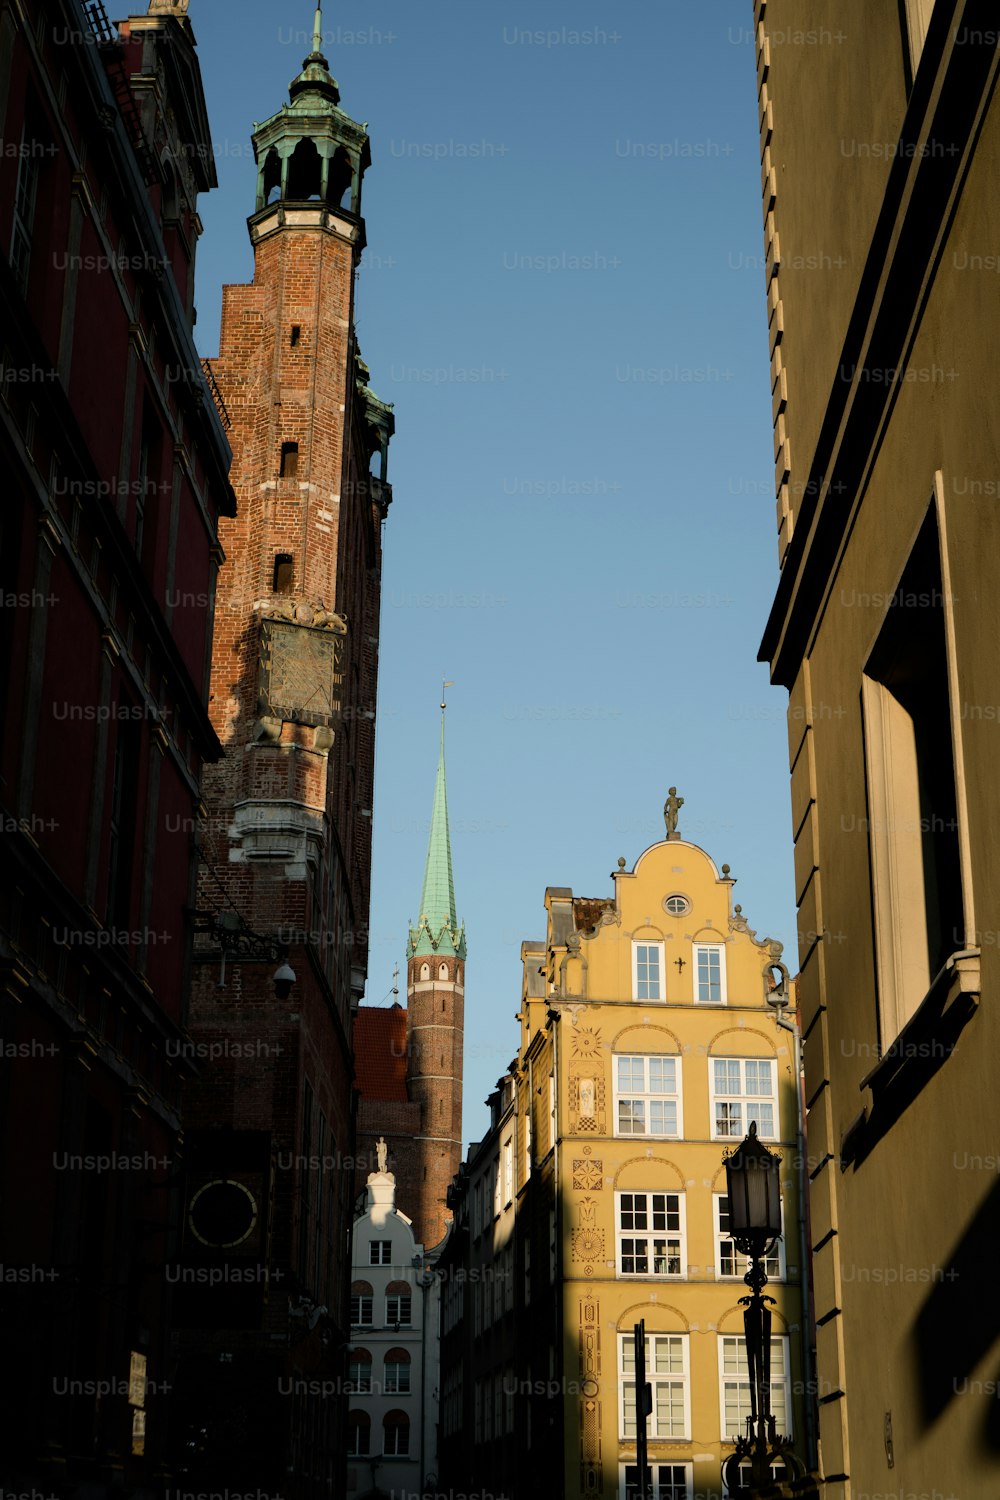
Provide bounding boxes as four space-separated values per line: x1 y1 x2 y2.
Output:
441 679 454 714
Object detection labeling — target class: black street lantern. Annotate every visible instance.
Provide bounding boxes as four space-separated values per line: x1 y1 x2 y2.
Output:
721 1123 807 1499
724 1120 782 1260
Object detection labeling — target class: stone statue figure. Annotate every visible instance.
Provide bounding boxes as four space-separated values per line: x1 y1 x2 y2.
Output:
663 786 684 836
376 1136 388 1173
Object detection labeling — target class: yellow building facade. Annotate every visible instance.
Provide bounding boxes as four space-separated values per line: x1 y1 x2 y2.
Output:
516 815 811 1499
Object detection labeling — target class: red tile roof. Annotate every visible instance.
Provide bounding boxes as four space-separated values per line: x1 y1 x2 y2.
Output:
353 1005 409 1101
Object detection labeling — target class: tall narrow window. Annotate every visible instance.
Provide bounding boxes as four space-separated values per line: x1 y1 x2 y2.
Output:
350 1281 373 1327
620 1334 690 1440
382 1410 409 1457
290 325 301 347
693 943 726 1004
273 553 293 593
134 402 161 572
11 126 42 296
862 507 964 1045
719 1336 791 1441
106 717 139 927
280 441 299 478
632 941 664 1001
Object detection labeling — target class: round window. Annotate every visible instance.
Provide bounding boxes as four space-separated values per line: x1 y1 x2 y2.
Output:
663 894 691 916
188 1179 258 1248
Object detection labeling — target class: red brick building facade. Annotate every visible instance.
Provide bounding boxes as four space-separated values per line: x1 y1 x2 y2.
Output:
0 0 233 1491
168 14 394 1496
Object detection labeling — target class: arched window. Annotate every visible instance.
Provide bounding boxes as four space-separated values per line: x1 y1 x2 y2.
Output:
262 148 282 205
287 137 322 200
350 1281 373 1326
382 1409 409 1456
419 962 430 981
383 1347 411 1395
347 1347 372 1393
347 1410 370 1456
327 146 352 208
385 1280 412 1327
439 962 448 980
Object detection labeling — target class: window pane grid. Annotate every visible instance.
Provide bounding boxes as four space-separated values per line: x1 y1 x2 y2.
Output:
712 1058 777 1140
614 1055 681 1139
618 1193 684 1277
620 1336 689 1441
635 943 663 1000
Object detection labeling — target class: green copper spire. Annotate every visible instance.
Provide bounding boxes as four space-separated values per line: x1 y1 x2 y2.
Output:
407 693 466 960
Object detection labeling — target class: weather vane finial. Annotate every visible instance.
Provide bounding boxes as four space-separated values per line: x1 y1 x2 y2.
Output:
441 679 454 714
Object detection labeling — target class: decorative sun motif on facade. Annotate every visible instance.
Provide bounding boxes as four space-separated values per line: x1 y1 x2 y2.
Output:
571 1026 602 1059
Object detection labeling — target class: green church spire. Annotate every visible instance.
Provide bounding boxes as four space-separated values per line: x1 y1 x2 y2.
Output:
407 693 466 960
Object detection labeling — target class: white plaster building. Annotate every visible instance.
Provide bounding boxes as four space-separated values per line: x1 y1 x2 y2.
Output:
347 1139 441 1499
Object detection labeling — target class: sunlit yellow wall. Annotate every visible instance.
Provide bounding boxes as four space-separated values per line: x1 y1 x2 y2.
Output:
520 836 808 1500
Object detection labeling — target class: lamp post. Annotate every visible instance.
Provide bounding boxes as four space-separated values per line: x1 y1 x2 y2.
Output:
721 1122 805 1499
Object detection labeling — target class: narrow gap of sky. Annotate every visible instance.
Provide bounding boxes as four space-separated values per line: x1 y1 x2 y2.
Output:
191 0 796 1141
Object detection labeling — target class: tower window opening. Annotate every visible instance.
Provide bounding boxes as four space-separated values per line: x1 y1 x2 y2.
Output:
280 442 299 479
287 137 322 201
273 554 294 594
290 325 301 347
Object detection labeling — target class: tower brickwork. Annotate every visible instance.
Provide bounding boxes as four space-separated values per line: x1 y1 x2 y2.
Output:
171 11 393 1493
404 712 466 1249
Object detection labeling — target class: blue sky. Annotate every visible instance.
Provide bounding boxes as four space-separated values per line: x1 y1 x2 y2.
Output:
190 0 796 1144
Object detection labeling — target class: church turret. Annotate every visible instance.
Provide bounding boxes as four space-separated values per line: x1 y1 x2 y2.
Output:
405 699 466 1248
251 3 370 220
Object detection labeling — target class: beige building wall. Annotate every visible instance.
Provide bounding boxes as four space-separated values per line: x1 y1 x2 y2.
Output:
755 0 1000 1493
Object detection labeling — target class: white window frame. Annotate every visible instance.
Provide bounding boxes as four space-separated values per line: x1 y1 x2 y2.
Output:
383 1354 411 1395
385 1289 412 1326
350 1289 373 1326
619 1462 693 1500
693 942 727 1004
618 1332 691 1440
709 1057 778 1141
713 1194 785 1281
525 1107 533 1179
369 1239 392 1265
347 1350 372 1394
347 1413 370 1457
503 1137 513 1206
613 1054 683 1138
383 1413 409 1456
718 1335 792 1444
493 1156 501 1218
615 1191 687 1278
632 940 665 1001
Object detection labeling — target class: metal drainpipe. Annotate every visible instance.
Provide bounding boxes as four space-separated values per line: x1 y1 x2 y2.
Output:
774 1008 817 1473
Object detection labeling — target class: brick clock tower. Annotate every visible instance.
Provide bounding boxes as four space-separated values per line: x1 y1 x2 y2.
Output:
353 707 466 1251
171 9 393 1494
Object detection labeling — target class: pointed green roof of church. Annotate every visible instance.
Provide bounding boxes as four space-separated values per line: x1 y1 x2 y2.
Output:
407 712 466 960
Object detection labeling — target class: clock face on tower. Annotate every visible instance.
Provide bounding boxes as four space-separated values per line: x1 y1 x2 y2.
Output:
188 1179 259 1248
